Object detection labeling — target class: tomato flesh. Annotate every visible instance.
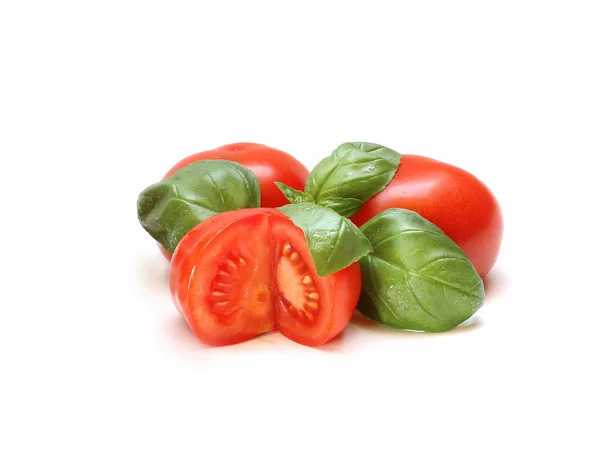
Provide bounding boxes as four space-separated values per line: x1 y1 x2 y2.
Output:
170 209 362 346
270 218 359 346
170 210 275 345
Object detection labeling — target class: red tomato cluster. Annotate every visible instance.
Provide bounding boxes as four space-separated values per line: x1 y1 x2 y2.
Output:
165 143 360 347
157 143 502 347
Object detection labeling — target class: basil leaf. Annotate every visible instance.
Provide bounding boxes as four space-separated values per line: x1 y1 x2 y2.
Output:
317 197 364 217
345 142 401 166
305 142 401 205
279 203 373 277
137 160 260 253
275 182 314 204
358 209 484 332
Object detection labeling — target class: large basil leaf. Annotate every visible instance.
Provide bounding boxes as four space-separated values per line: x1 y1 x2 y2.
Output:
279 203 373 277
344 142 401 165
304 142 401 209
137 160 260 253
358 209 484 332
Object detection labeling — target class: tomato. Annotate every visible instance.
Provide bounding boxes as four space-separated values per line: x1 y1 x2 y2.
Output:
159 143 310 261
163 142 309 208
170 208 362 346
351 155 503 277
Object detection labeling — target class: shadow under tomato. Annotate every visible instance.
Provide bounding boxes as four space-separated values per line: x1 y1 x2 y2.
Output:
483 268 508 302
139 254 170 295
312 329 349 352
163 314 208 350
163 310 482 352
350 310 482 339
254 332 286 345
163 314 294 351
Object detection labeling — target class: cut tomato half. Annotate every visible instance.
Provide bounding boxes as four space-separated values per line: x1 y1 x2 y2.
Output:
169 209 362 347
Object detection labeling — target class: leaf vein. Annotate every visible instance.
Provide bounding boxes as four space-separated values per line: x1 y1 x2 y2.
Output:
417 256 462 272
229 164 254 202
311 149 353 201
372 229 440 249
323 219 344 273
368 254 481 298
406 278 441 321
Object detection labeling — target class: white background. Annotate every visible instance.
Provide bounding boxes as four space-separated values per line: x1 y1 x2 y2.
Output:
1 1 599 449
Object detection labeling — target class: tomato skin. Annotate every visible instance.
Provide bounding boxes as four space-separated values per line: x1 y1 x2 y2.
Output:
163 142 310 208
351 155 503 277
159 143 309 261
170 208 362 347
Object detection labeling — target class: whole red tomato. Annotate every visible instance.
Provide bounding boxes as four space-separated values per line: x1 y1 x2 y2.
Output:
170 208 362 346
163 142 309 208
351 155 503 277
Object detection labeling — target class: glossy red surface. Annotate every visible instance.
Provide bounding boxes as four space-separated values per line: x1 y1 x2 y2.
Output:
352 155 503 277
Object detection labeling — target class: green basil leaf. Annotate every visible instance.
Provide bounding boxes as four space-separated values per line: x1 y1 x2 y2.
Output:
137 160 260 253
358 208 484 332
305 142 401 205
345 142 401 166
317 197 364 217
275 182 314 204
278 203 373 277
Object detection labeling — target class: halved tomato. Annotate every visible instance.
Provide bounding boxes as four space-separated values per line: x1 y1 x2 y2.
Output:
169 208 362 347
